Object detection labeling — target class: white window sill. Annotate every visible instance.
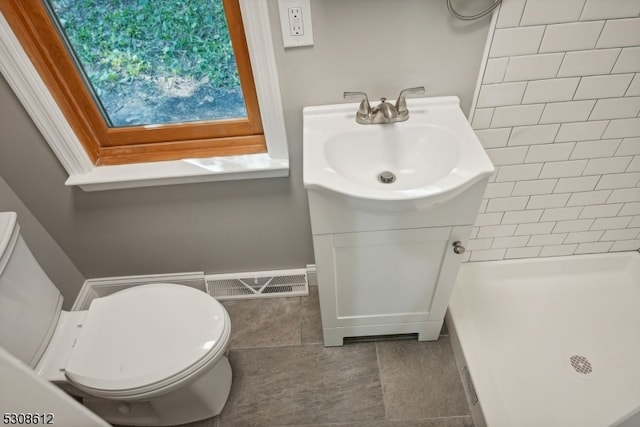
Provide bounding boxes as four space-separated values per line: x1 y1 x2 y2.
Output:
1 0 289 192
65 154 290 191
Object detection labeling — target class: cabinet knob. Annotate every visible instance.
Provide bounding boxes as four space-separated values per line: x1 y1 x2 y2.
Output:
452 241 466 255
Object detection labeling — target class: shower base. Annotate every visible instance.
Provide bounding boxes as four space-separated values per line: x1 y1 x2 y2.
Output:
447 252 640 427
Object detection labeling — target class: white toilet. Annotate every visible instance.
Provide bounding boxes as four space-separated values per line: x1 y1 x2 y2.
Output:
0 211 233 426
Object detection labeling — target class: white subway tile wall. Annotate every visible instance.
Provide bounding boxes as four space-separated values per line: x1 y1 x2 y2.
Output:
467 0 640 262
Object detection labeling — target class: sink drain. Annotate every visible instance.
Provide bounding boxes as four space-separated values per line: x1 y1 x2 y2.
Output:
378 171 396 184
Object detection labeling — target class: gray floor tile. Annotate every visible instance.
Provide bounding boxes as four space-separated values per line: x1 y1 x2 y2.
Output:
222 297 302 348
279 416 473 427
301 286 323 344
116 416 219 427
115 294 472 427
376 337 470 420
171 416 220 427
219 343 385 427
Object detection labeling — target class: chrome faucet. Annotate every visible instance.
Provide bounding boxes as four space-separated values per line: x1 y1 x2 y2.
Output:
343 86 425 124
374 98 398 122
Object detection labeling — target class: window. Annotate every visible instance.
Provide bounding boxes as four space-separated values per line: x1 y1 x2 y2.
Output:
48 0 250 128
0 0 288 190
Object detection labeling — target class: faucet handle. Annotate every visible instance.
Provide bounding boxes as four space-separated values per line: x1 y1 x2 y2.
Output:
344 91 372 117
395 86 426 115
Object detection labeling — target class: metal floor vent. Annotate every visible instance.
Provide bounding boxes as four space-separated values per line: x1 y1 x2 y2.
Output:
206 268 308 300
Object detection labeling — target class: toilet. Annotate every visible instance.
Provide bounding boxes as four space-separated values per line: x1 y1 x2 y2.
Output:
0 212 233 426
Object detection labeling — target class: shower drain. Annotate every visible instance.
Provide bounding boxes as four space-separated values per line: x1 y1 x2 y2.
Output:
569 355 593 375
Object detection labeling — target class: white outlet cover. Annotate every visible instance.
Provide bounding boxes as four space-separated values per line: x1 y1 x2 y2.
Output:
277 0 314 48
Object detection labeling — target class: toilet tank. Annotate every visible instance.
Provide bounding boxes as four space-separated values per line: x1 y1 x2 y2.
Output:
0 212 63 368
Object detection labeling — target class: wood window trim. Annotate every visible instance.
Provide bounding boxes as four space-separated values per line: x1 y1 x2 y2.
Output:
0 0 267 166
0 0 289 191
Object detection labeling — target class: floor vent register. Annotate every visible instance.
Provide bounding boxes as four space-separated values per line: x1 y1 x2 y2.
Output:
206 268 308 300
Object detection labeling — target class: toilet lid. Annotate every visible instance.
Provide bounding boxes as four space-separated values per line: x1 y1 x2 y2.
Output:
64 283 228 393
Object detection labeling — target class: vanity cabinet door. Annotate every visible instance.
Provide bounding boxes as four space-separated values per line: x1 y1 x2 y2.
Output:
313 225 471 330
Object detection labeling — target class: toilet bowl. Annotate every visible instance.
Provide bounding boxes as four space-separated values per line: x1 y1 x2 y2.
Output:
0 212 232 426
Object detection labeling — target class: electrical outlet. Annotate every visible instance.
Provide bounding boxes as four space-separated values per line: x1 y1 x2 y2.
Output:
288 7 303 36
278 0 313 48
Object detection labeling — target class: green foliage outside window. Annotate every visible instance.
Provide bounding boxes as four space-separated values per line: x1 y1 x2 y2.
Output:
48 0 245 126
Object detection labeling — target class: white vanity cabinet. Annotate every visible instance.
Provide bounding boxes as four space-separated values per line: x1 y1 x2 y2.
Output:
302 96 495 347
308 179 488 347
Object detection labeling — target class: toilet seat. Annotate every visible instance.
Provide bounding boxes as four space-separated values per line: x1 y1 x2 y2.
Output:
64 283 230 399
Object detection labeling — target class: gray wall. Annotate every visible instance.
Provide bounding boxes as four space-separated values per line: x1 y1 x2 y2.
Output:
0 1 491 296
0 178 85 309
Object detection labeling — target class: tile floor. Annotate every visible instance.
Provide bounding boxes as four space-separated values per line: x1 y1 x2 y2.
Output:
125 287 473 427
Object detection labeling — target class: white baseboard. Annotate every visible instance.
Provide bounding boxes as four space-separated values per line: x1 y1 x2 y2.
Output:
71 272 206 311
306 264 317 286
71 266 316 310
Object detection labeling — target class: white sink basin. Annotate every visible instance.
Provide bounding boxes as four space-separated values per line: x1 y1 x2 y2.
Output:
303 96 494 208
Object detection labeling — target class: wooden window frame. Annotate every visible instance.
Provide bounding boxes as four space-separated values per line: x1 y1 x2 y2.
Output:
1 0 288 191
1 0 267 166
